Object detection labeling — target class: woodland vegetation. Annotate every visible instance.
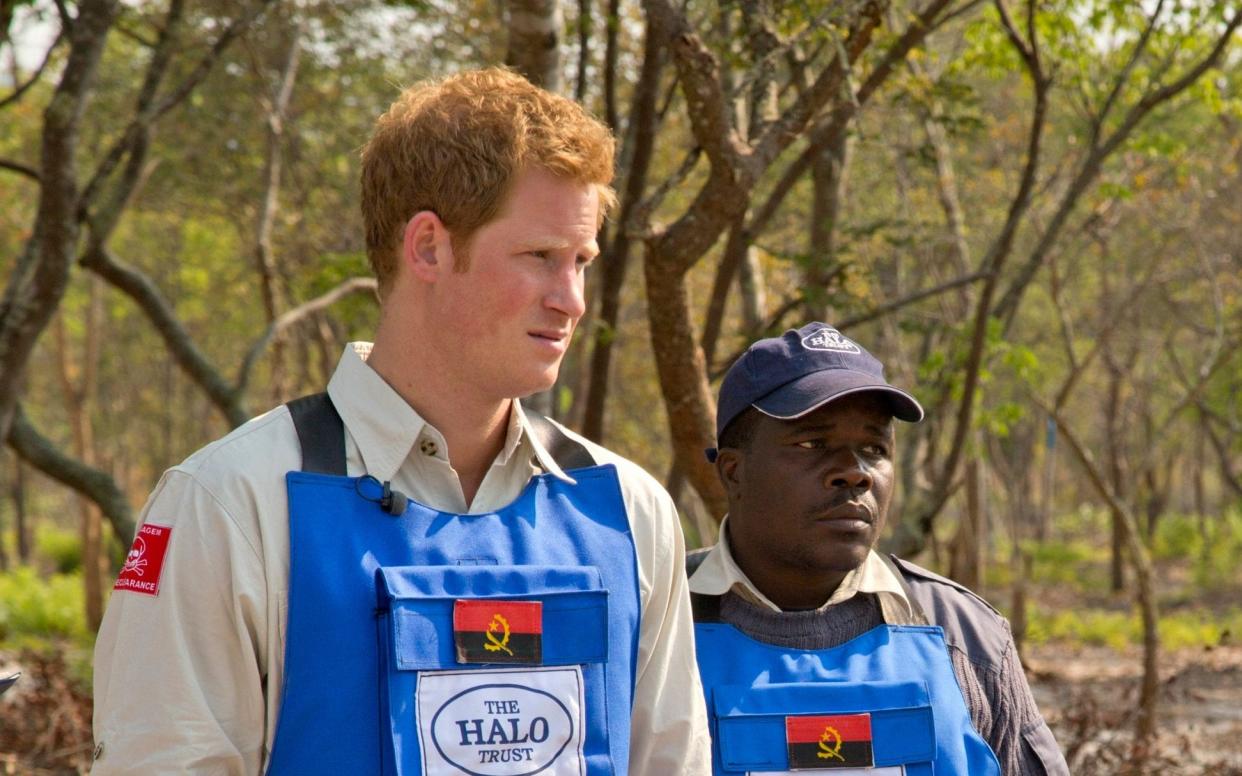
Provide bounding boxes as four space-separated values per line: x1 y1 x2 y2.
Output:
0 0 1239 772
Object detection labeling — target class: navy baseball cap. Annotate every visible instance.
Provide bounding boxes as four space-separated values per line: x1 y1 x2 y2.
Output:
710 323 923 460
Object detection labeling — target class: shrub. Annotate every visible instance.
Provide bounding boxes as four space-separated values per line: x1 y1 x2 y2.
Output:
35 525 82 575
1151 513 1203 561
1191 508 1242 591
0 567 88 645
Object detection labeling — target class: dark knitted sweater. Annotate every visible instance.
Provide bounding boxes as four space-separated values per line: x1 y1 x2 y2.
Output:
700 558 1069 776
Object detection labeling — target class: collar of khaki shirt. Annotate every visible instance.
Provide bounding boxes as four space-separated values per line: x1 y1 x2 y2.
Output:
323 341 576 488
688 515 916 623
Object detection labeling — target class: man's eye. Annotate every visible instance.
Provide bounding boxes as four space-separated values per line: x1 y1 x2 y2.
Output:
863 444 890 458
795 440 824 450
527 250 550 260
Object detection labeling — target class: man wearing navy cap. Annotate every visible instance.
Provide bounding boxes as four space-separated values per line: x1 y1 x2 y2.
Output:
687 323 1068 775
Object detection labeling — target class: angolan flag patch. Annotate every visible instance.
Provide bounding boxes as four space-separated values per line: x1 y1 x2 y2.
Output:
786 713 874 770
453 600 542 665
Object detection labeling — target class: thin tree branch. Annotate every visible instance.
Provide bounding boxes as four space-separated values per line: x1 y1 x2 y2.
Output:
235 277 378 394
80 0 275 216
0 29 64 111
80 245 249 427
7 404 135 544
1089 0 1166 148
0 158 40 182
838 272 988 331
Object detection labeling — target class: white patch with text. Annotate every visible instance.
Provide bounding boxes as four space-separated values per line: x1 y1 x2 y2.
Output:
417 665 585 776
801 328 861 354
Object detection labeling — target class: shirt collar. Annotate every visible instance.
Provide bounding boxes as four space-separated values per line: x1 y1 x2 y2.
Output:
511 400 576 485
327 342 423 482
688 515 914 621
325 342 575 485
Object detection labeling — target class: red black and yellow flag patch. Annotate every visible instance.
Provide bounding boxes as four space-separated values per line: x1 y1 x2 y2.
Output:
785 713 874 769
453 600 543 665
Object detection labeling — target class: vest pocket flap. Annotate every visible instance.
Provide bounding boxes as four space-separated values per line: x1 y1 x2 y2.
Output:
378 565 609 670
713 681 936 770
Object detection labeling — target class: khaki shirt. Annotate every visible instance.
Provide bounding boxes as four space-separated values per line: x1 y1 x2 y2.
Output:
93 343 711 774
688 515 916 623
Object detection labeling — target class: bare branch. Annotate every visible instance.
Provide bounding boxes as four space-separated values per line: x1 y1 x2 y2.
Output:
54 0 74 32
838 272 988 331
643 0 751 184
81 0 275 216
0 158 40 182
995 4 1242 324
80 246 250 427
235 277 378 395
0 29 64 111
1089 0 1166 147
7 404 135 544
628 146 701 239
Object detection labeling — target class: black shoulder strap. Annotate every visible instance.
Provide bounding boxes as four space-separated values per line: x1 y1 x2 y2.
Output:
882 552 931 625
524 410 597 472
689 592 722 623
287 392 347 475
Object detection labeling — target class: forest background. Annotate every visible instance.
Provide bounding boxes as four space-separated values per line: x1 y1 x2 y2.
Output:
0 0 1239 773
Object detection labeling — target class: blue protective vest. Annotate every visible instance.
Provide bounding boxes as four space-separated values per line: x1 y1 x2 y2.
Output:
693 595 1000 776
265 395 640 775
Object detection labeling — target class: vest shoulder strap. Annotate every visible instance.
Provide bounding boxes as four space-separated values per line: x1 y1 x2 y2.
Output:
689 592 722 623
287 392 346 475
286 395 596 476
524 410 598 472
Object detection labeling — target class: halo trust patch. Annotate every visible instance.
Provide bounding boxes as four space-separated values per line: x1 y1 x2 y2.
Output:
114 523 172 596
416 665 585 775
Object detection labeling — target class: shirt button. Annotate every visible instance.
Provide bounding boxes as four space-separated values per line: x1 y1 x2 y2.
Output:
419 439 438 457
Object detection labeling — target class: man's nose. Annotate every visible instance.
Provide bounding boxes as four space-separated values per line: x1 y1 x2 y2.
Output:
827 450 872 490
546 266 587 319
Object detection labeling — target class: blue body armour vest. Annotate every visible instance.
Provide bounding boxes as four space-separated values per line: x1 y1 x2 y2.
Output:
692 594 1000 776
266 395 640 775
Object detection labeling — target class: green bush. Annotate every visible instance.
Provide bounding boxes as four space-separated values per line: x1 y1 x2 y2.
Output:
1026 539 1106 587
1151 513 1203 561
1024 605 1242 650
0 566 88 645
1026 607 1134 649
35 525 82 574
1192 508 1242 591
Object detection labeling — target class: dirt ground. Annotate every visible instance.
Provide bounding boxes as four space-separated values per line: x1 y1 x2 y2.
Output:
1 642 1240 774
1025 643 1242 775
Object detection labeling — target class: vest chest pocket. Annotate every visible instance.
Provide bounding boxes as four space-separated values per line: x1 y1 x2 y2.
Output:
376 565 609 776
712 681 936 776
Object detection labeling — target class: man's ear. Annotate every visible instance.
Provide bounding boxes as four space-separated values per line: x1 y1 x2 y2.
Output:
715 448 744 498
402 211 449 283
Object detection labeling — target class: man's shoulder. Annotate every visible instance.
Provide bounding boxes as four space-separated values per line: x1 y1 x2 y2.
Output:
173 403 301 493
890 556 1012 666
542 418 672 504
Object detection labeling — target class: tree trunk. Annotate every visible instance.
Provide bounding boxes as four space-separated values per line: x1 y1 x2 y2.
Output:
949 456 983 590
643 252 728 520
0 0 119 444
737 244 766 333
505 0 563 92
804 119 850 321
12 457 29 564
1105 368 1126 592
254 24 301 404
580 20 664 441
53 280 108 631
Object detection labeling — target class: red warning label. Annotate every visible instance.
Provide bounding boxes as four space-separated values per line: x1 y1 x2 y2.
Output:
114 524 173 597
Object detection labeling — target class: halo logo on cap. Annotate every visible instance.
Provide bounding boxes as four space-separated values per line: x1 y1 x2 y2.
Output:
801 327 861 354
